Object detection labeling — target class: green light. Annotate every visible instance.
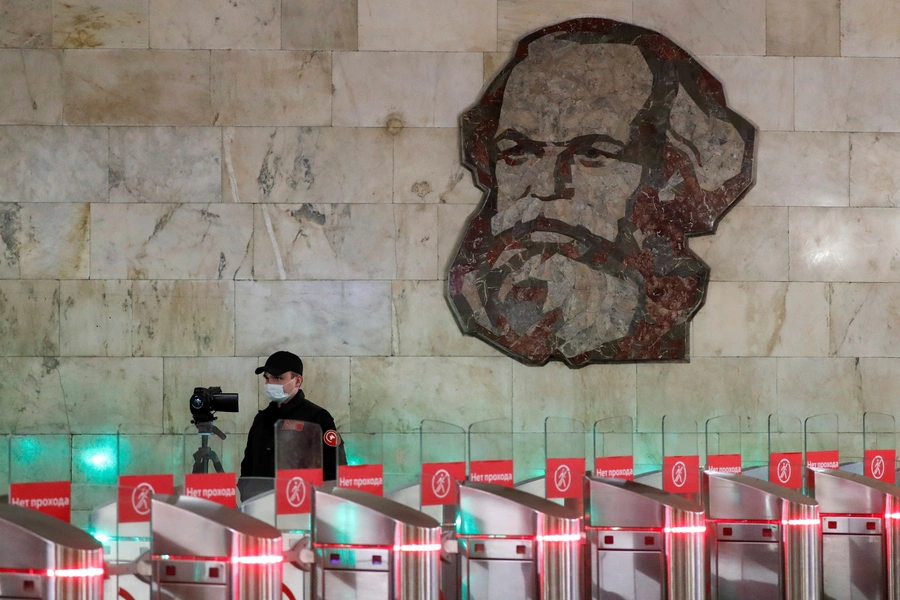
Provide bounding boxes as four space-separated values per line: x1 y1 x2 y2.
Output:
92 533 111 543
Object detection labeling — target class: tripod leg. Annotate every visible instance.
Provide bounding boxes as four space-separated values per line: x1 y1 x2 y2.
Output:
209 450 225 474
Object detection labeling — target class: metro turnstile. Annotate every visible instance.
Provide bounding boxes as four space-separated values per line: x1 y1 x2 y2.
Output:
89 500 150 600
810 468 900 599
704 471 821 600
0 503 104 600
586 475 705 600
456 481 583 600
150 494 282 600
312 485 441 600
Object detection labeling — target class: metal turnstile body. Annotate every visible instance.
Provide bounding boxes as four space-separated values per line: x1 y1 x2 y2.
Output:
150 494 282 600
586 476 705 600
810 468 900 599
241 489 312 600
313 486 441 600
0 503 104 600
456 481 583 600
89 500 150 600
705 471 821 600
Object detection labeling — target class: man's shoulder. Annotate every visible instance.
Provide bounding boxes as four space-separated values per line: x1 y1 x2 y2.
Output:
288 395 335 423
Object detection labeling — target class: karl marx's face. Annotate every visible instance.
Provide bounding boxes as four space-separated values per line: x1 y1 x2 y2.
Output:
448 23 755 366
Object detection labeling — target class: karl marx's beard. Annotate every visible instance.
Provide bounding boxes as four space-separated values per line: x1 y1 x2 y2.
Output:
454 217 646 361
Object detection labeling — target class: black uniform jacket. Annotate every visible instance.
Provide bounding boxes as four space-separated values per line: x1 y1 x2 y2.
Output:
239 390 347 480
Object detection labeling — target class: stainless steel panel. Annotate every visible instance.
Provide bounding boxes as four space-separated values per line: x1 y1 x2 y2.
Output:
467 559 536 600
811 469 890 515
320 548 390 571
705 473 815 522
155 582 228 600
717 541 781 600
0 573 42 599
822 516 882 535
592 530 662 551
716 522 779 542
156 560 227 584
323 570 390 600
597 549 664 600
823 534 884 600
462 538 533 560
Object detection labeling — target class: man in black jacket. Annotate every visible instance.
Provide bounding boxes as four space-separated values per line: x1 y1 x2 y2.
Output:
239 351 346 489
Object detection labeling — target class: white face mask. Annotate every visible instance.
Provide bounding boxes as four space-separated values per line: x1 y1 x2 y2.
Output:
265 382 292 403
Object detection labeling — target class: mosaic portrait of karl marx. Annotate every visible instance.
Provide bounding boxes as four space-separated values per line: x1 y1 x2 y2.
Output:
447 18 756 366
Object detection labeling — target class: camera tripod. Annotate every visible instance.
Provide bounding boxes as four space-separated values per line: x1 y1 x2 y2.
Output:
191 419 227 474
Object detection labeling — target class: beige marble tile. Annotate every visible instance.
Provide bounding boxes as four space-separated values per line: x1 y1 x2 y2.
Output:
634 0 765 56
332 51 483 127
790 208 900 282
58 357 163 433
842 0 900 57
132 280 234 356
483 51 508 84
253 204 396 280
0 358 72 432
512 361 636 433
860 358 900 418
8 203 91 278
394 204 437 280
235 281 392 356
223 127 391 204
349 357 512 432
163 357 258 434
210 51 331 127
1 0 52 47
254 356 351 423
692 282 829 357
359 0 495 51
149 0 278 49
850 133 900 207
393 128 481 205
60 280 132 357
0 126 107 202
766 0 839 57
700 56 793 131
109 127 221 203
391 280 503 357
690 206 789 281
636 358 777 432
438 203 476 274
831 283 900 357
53 0 148 48
0 49 62 124
795 58 900 132
90 203 253 279
282 0 357 50
775 358 863 430
742 132 850 207
64 49 211 125
0 280 58 356
497 0 632 53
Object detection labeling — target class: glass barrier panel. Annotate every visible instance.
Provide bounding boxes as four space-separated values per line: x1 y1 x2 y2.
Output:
662 416 700 502
705 414 742 473
593 416 634 480
117 432 183 479
468 418 513 487
545 417 585 461
864 412 896 452
336 419 384 496
272 420 322 529
418 420 465 514
275 420 323 471
768 414 802 455
0 434 8 498
804 413 839 469
662 415 699 457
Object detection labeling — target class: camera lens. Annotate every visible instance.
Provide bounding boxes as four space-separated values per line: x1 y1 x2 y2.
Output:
190 396 204 409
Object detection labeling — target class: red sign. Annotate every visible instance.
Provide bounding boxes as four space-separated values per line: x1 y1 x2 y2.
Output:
806 450 840 469
119 474 174 523
469 459 514 487
9 481 71 522
546 457 585 498
770 452 803 489
663 455 700 494
338 464 384 496
276 468 323 515
865 449 896 484
595 455 634 480
421 462 466 506
184 472 237 508
707 454 742 474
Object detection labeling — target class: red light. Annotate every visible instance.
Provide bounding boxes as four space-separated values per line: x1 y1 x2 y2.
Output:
231 555 283 565
536 533 582 543
394 543 442 552
886 513 900 520
782 518 820 527
663 526 706 534
46 567 105 578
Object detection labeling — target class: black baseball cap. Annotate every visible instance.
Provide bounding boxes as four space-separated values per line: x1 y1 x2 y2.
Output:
255 351 304 376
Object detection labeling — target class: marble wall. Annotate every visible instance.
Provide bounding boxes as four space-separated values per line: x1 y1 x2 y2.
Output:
1 0 900 479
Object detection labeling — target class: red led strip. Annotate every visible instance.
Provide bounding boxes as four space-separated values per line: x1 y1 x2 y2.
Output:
782 518 820 527
314 542 440 552
0 567 104 578
663 526 707 534
887 513 900 520
535 533 582 543
151 554 283 565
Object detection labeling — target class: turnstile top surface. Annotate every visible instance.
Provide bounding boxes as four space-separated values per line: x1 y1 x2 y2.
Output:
810 468 900 514
314 486 441 546
151 494 282 557
586 476 703 528
0 503 102 570
457 481 581 537
705 471 816 521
